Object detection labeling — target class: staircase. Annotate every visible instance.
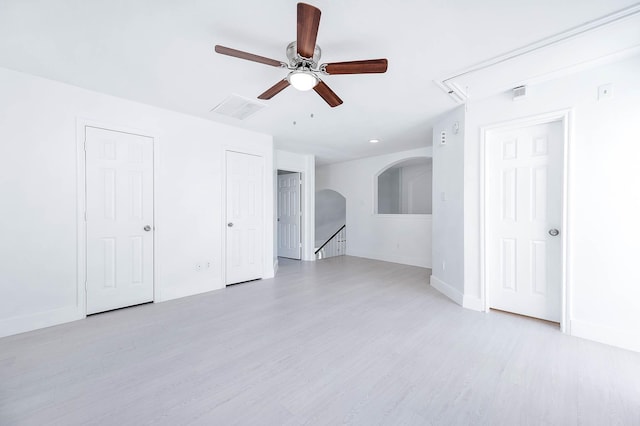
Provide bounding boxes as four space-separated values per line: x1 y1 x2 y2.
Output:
315 225 346 260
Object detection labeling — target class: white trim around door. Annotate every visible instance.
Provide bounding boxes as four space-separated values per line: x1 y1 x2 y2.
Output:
76 118 160 317
277 171 302 260
480 109 572 333
274 153 316 262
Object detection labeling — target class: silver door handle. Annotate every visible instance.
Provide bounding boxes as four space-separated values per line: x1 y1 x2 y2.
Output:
144 225 151 232
548 228 559 236
227 222 234 227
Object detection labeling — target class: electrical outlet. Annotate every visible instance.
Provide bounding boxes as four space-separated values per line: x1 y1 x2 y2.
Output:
598 83 613 100
196 263 202 271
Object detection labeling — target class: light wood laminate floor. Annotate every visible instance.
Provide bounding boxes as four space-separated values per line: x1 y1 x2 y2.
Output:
1 256 639 425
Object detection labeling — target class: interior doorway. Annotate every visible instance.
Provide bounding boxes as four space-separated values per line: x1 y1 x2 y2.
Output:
482 111 570 328
277 170 302 260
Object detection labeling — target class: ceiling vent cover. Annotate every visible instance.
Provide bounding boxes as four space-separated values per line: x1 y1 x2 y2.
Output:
512 85 527 100
211 95 266 120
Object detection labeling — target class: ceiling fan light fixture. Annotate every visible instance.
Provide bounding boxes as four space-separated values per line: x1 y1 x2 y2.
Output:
214 3 387 107
288 70 318 91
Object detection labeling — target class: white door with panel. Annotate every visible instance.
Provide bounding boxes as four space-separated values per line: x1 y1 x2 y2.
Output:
278 172 301 259
486 120 563 322
226 151 264 284
85 127 154 315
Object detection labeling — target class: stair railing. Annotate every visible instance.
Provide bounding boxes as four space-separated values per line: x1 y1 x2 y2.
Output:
315 225 346 260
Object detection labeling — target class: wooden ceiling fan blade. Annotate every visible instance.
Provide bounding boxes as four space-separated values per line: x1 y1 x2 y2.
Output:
323 59 388 75
214 45 284 67
297 3 321 58
313 80 343 107
258 79 291 100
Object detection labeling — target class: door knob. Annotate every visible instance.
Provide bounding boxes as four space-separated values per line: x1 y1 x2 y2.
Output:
548 228 559 236
144 225 151 232
227 222 234 227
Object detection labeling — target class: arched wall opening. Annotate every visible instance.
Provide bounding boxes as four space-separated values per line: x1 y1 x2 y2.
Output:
375 157 433 215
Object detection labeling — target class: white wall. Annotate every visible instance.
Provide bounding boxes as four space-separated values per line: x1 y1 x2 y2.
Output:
275 150 315 262
315 189 346 247
430 106 468 306
0 67 274 337
463 55 640 351
317 147 433 268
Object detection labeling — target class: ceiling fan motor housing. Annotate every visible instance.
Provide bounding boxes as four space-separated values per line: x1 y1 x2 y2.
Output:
286 41 321 68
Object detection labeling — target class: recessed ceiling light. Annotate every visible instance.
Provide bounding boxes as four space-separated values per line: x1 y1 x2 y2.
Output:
369 139 380 144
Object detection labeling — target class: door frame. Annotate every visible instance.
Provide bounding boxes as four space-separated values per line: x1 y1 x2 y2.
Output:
277 170 302 260
277 166 311 261
76 118 159 316
480 109 572 333
274 153 315 263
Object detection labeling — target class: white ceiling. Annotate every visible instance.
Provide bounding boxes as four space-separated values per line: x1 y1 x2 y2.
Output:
0 0 638 164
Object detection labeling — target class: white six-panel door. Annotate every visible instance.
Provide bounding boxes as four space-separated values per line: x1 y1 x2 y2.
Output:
85 127 154 314
278 172 301 259
486 120 563 322
226 151 264 285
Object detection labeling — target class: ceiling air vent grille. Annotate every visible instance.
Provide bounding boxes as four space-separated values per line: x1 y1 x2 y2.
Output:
210 95 266 120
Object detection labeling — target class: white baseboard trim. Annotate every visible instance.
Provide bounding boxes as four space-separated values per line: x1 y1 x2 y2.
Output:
430 275 464 306
570 319 640 353
0 306 83 338
263 262 275 279
159 284 222 303
462 295 484 311
347 251 431 269
273 259 279 275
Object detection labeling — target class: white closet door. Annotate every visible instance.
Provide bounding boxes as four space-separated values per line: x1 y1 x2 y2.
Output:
226 151 264 284
85 127 154 314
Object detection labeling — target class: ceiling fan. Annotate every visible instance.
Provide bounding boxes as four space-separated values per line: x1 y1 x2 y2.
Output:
214 2 388 107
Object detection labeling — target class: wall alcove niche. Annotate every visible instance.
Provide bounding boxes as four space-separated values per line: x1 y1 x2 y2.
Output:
375 157 433 214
